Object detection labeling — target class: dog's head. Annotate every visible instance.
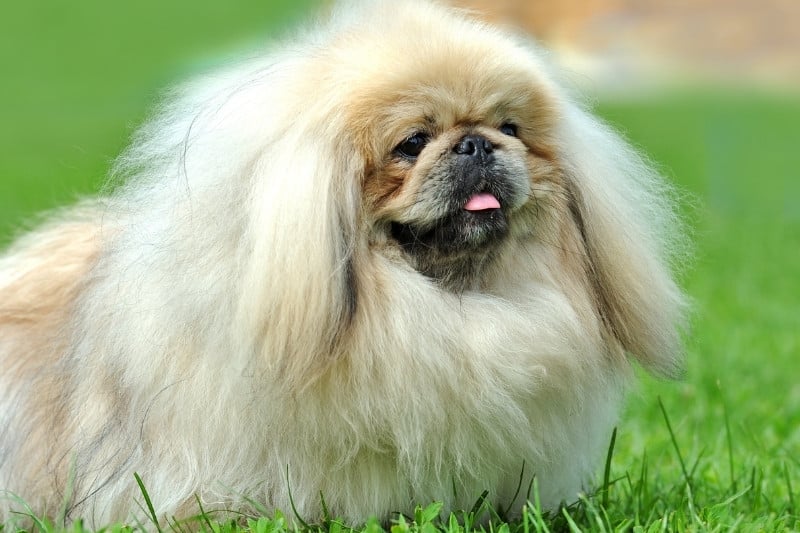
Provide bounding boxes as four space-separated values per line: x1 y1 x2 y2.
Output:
136 0 687 380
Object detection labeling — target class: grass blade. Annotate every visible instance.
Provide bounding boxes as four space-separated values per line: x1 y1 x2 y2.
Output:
468 489 490 519
722 390 737 492
194 493 215 532
134 472 163 533
285 465 312 530
784 462 795 515
601 427 617 508
658 397 691 490
561 507 583 533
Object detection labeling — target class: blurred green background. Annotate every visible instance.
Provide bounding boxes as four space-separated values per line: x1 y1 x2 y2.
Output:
0 1 316 243
1 0 798 526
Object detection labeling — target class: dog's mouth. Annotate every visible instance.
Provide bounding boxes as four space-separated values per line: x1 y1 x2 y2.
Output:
390 189 508 256
386 154 526 288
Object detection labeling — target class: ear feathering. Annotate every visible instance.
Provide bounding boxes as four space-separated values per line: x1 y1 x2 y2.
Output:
241 131 364 384
555 103 689 377
107 52 365 386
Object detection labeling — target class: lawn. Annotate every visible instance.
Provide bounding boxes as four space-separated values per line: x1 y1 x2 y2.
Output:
595 92 800 531
1 2 798 532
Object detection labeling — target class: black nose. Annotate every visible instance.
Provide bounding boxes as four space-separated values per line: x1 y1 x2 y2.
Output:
453 135 493 159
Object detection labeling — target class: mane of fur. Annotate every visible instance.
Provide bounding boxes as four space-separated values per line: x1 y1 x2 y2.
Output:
0 1 686 528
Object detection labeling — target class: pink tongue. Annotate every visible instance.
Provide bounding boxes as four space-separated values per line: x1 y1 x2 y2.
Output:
464 192 501 211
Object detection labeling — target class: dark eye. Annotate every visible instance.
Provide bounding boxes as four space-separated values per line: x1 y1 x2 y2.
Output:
499 123 518 137
395 133 429 159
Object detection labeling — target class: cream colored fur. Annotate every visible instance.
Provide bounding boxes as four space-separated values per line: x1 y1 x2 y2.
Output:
0 0 686 528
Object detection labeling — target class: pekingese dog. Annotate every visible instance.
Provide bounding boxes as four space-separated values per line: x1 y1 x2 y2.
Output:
0 0 687 528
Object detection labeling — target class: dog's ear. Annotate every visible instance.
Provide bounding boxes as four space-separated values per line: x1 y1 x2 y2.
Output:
559 104 689 378
239 129 363 386
115 60 365 388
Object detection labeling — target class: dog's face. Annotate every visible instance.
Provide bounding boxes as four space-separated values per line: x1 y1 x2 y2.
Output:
385 123 528 253
345 41 564 288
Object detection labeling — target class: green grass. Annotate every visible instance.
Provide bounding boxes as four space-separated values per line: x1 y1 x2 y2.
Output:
2 2 799 531
594 91 800 531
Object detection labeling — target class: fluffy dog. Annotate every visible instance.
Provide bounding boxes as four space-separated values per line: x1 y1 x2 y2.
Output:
0 0 686 527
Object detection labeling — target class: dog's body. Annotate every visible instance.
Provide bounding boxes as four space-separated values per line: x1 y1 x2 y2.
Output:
0 1 686 527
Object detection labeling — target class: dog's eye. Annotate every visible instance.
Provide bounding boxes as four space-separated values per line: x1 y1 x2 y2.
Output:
499 123 518 137
395 133 429 159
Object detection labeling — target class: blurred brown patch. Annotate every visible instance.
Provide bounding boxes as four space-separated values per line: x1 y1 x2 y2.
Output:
456 0 800 89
